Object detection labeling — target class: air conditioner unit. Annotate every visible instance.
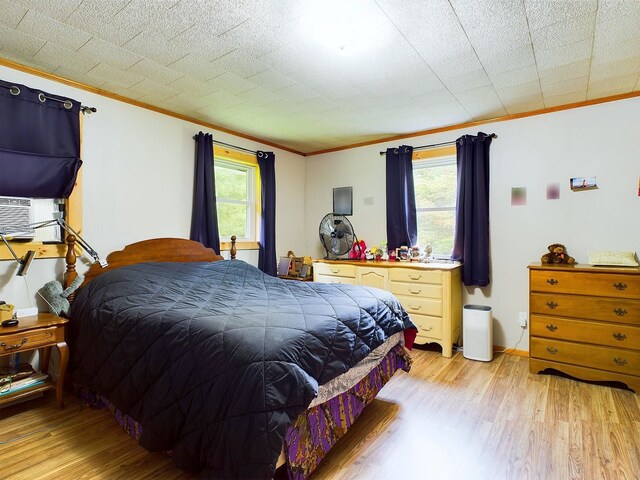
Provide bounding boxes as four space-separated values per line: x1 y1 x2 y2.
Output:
0 196 34 240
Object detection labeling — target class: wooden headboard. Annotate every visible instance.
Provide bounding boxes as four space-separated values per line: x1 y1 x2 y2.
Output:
64 235 236 288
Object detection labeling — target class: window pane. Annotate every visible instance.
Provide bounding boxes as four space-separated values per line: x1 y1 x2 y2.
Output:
217 203 247 238
417 210 455 256
414 163 457 208
215 165 247 201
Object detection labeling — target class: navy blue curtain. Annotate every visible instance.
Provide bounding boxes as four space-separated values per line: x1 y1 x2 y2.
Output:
190 132 220 254
257 151 276 276
452 132 493 287
0 78 82 198
385 145 417 253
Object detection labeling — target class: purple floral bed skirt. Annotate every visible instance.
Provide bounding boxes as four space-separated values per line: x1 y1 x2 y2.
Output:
77 343 412 479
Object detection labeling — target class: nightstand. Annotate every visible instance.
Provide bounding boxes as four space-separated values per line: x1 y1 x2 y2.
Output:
0 313 69 408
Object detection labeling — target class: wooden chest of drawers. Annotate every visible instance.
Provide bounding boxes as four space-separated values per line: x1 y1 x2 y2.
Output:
314 260 461 357
529 263 640 393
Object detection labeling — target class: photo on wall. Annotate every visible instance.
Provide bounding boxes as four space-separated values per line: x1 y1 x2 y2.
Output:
546 183 560 200
570 176 597 191
511 187 527 206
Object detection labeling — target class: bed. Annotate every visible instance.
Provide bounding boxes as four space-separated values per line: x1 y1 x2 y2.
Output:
63 236 416 479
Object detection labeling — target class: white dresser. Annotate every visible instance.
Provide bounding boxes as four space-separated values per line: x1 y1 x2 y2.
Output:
313 260 462 357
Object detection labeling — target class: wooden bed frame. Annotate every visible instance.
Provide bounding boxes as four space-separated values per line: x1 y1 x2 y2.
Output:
63 235 236 288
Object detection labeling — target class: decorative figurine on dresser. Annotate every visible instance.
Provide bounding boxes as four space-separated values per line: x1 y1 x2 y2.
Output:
529 261 640 393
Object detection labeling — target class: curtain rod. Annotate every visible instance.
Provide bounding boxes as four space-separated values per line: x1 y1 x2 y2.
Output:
378 133 497 155
192 135 257 155
0 83 97 114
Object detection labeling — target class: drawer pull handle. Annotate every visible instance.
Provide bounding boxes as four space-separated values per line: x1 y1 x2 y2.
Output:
409 305 421 311
613 357 627 366
613 308 627 316
612 333 627 341
409 274 422 280
613 282 628 291
546 324 558 332
546 301 558 310
409 288 422 295
422 326 433 332
546 278 558 285
546 347 558 355
1 338 28 351
330 268 340 274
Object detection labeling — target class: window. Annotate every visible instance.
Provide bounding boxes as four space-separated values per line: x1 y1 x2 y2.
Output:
413 152 457 257
214 158 258 242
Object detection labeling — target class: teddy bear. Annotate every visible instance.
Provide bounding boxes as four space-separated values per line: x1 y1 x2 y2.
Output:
541 244 575 265
38 275 84 317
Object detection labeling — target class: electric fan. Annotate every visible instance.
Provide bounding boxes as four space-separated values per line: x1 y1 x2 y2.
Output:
319 213 357 259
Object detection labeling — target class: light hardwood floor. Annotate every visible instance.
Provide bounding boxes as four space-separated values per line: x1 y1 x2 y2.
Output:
1 348 639 479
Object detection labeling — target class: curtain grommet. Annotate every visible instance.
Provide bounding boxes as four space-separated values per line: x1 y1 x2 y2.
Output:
63 100 73 110
38 92 46 103
9 86 20 95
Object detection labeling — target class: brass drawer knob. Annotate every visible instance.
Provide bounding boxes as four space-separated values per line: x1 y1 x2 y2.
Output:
613 357 627 366
612 332 627 341
613 282 628 291
546 346 558 355
546 324 558 332
409 288 422 295
1 338 28 351
546 301 558 309
409 274 422 280
613 308 627 316
546 278 558 285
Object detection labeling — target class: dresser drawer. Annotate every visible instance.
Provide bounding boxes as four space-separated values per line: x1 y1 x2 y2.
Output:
314 263 356 278
389 281 442 300
411 314 443 340
531 315 640 350
530 293 640 325
0 327 59 353
531 270 640 299
314 274 356 285
531 337 640 376
389 268 443 285
398 297 442 317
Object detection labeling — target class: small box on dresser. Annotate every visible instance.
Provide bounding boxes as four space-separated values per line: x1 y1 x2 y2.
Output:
529 263 640 393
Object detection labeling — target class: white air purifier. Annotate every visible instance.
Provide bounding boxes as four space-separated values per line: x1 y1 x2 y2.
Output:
463 305 493 362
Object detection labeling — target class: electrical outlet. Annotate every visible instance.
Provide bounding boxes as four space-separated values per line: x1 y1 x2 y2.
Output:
518 311 528 328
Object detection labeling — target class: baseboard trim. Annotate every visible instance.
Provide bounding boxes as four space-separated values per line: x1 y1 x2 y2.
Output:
494 345 528 357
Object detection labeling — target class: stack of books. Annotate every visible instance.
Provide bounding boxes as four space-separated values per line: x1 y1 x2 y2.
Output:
0 367 48 396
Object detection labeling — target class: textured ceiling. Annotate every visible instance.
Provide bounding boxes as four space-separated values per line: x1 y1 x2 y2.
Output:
1 0 639 154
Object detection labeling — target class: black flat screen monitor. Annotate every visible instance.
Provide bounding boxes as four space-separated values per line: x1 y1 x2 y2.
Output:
333 186 353 216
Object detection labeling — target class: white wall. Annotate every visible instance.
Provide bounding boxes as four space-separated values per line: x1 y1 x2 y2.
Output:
305 97 640 351
0 65 306 310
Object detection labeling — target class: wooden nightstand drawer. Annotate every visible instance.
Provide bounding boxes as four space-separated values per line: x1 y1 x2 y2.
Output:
313 263 356 278
399 297 442 317
531 270 640 299
530 293 640 325
531 337 640 376
1 327 59 353
389 268 443 284
390 282 442 299
531 315 640 350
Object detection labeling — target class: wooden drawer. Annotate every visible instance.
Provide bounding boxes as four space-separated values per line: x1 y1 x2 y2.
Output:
530 293 640 325
1 327 58 353
389 281 442 300
531 337 640 376
531 269 640 299
530 314 640 350
314 274 356 285
389 268 442 285
411 314 443 340
398 297 442 317
314 263 356 278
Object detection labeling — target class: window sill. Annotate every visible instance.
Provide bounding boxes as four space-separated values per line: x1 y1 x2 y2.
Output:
220 241 259 251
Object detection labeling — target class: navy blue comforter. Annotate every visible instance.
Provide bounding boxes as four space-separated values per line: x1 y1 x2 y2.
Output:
70 260 414 478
